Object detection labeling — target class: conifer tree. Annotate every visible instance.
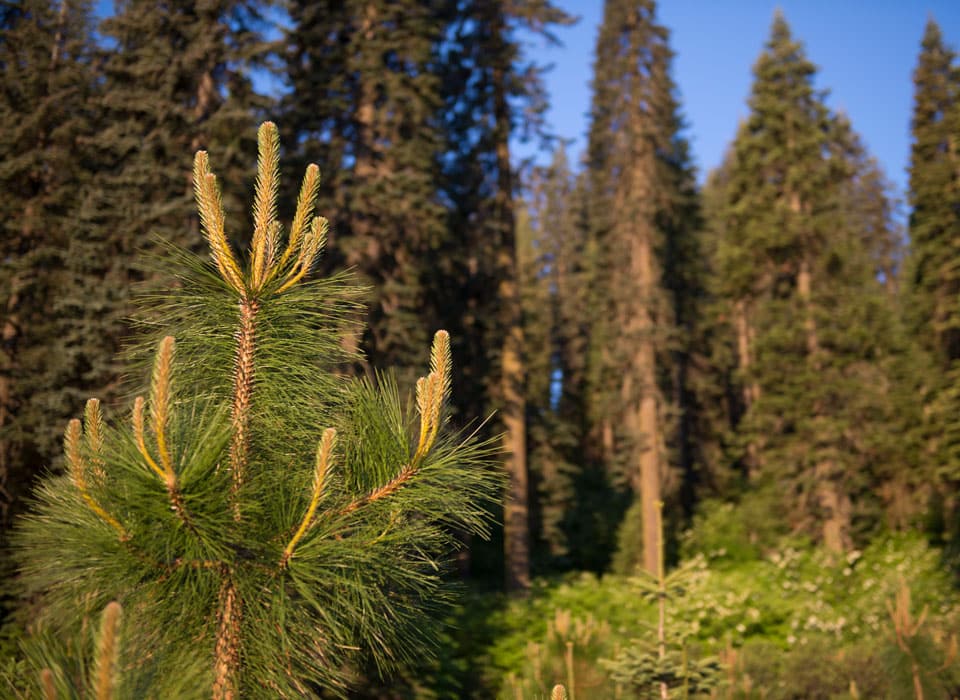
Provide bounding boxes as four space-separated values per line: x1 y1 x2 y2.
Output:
519 150 585 568
584 0 700 574
0 0 98 559
62 0 268 430
905 19 960 536
906 18 960 362
710 13 910 550
282 0 447 387
12 122 496 698
434 0 571 591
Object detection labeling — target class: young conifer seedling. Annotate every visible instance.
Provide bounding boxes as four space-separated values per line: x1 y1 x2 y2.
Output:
12 122 497 698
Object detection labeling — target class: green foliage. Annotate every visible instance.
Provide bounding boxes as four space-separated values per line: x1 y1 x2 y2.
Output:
0 0 100 529
704 12 917 550
452 532 960 698
10 123 499 698
677 494 790 566
602 504 722 698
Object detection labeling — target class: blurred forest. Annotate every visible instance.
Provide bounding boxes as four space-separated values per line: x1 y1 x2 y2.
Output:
1 0 959 696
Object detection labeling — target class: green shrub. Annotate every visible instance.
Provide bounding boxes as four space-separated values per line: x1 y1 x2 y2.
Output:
454 532 960 698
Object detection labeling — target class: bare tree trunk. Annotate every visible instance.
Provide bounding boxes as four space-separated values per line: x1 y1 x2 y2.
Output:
490 7 529 593
617 133 662 575
634 232 661 576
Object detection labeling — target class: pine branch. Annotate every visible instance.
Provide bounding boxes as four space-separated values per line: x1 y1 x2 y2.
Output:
148 336 176 482
132 397 165 482
65 419 127 540
213 578 241 700
276 216 328 294
342 330 452 517
281 428 336 567
93 602 122 700
40 669 55 700
279 163 321 271
193 152 243 294
84 399 106 482
228 298 258 520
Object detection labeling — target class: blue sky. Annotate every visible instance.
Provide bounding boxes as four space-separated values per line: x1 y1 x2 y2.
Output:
519 1 960 198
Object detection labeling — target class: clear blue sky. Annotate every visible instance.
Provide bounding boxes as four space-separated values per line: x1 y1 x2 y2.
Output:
519 1 960 198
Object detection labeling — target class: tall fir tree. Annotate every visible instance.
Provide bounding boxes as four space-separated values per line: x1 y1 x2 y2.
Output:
64 0 268 428
282 0 448 389
710 13 912 550
0 0 98 557
906 18 960 363
584 0 700 574
519 148 589 570
434 0 571 591
905 19 960 541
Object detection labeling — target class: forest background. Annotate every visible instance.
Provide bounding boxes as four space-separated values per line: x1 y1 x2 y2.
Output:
3 0 960 696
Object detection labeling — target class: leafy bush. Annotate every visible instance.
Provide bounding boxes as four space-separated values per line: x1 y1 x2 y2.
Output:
450 532 960 698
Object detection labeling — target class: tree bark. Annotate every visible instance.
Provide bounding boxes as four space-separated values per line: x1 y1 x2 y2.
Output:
490 6 529 593
633 230 661 576
619 134 661 575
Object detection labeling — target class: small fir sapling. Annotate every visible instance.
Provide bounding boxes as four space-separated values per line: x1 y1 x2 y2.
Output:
12 122 498 698
601 502 721 698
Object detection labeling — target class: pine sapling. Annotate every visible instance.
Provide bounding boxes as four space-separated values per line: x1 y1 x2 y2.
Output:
601 502 721 698
13 122 497 698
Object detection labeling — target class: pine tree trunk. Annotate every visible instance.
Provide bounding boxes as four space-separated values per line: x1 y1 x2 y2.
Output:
633 233 661 576
214 295 260 696
491 6 529 593
734 299 760 406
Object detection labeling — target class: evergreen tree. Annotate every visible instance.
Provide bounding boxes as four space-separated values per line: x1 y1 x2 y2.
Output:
520 149 585 569
710 13 911 550
0 0 98 550
282 0 447 388
584 0 700 574
905 18 960 363
12 122 497 698
434 0 571 591
905 19 960 541
61 0 269 433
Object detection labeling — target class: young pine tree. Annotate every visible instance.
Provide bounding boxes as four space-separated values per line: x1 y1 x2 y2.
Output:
12 122 497 699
